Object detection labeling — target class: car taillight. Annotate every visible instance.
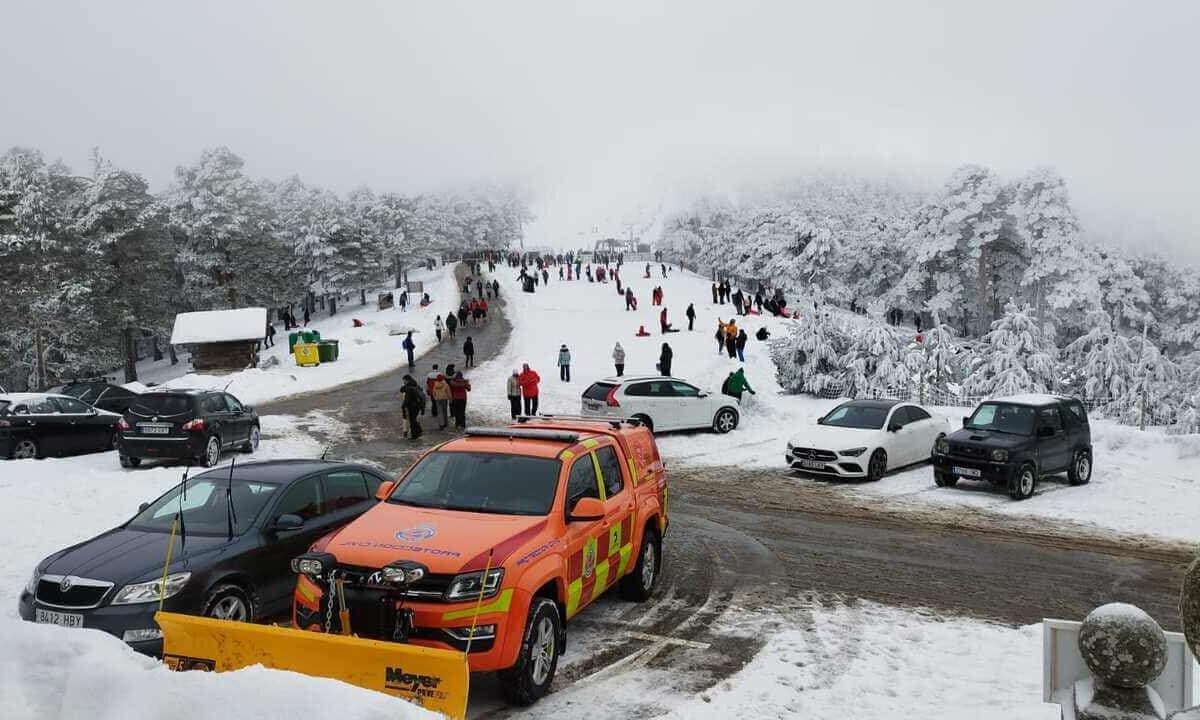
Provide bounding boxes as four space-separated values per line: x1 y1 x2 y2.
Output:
606 386 620 407
117 419 130 431
182 418 205 432
0 419 9 428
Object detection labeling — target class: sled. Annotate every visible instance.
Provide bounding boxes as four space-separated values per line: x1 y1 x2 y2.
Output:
155 611 469 719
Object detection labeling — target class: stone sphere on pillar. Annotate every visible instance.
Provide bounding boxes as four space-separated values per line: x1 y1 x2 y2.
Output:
1078 602 1168 689
1181 556 1200 665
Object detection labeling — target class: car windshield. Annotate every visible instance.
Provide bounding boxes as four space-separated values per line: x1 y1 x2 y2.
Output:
129 394 192 416
821 403 888 430
965 403 1036 435
127 476 280 535
387 451 561 516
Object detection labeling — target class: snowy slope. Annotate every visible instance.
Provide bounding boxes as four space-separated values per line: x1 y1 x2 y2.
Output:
139 263 459 405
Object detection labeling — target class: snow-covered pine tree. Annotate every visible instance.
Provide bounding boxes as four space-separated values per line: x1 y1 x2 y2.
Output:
1060 308 1138 405
961 301 1059 398
770 311 850 396
840 308 918 398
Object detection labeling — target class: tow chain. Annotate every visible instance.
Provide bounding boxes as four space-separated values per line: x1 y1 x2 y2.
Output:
322 570 338 633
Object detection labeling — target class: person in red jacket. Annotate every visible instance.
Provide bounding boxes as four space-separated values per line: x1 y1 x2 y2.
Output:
448 371 472 429
518 363 541 416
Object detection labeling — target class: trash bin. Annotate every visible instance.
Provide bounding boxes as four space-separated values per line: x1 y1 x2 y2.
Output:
288 332 300 353
300 330 321 344
316 340 339 363
294 343 320 367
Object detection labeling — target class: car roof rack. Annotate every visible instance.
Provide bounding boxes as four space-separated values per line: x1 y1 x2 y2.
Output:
515 414 643 429
464 427 581 443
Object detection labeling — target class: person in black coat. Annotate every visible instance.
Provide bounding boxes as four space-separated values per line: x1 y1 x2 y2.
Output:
400 375 424 440
685 303 696 331
658 343 673 377
464 336 475 368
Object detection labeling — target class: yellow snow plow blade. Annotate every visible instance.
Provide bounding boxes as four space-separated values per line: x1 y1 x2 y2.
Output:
155 611 469 719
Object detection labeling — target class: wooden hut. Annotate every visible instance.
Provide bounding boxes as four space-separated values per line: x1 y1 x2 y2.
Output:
170 308 266 373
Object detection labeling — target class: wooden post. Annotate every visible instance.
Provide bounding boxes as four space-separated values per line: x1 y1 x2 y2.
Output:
123 326 139 383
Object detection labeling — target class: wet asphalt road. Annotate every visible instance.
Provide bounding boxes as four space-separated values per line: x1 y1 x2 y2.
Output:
261 264 1193 715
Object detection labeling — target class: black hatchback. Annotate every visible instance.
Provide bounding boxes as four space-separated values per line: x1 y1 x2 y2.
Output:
18 459 389 655
59 381 140 414
118 389 260 468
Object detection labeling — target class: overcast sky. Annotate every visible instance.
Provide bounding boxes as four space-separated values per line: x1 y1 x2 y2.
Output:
3 1 1198 256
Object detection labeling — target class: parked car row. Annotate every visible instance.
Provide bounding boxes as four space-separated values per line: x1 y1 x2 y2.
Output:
787 394 1094 501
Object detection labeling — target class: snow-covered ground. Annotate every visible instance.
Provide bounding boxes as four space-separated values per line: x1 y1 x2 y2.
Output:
120 263 459 405
474 263 1200 545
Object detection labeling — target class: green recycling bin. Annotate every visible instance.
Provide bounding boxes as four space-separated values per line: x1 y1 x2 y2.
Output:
288 332 300 353
299 329 321 344
316 339 339 362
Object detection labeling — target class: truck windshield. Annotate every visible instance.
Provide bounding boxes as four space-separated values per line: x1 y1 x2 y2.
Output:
965 403 1035 435
388 451 561 516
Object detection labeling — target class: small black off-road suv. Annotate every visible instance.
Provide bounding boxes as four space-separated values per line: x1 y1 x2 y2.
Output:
931 394 1092 500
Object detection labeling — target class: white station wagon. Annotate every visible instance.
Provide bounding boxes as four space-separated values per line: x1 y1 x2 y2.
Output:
580 376 740 434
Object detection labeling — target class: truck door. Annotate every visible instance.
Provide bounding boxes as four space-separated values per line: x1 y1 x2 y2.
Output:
563 453 605 619
593 443 637 591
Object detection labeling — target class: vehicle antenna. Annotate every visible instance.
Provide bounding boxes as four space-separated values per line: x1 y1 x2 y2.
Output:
223 379 235 392
464 548 495 657
225 456 238 541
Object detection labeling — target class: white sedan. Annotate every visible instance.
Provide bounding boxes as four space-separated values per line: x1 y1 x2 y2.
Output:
786 399 951 480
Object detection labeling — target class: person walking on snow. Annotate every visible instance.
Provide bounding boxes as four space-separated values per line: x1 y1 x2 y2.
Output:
519 364 541 415
557 344 572 382
736 328 748 362
426 364 441 419
434 316 444 344
686 303 696 331
716 320 727 354
400 375 425 440
431 373 451 430
402 331 416 369
612 342 626 377
506 370 522 419
446 311 458 339
658 342 674 377
711 283 719 304
463 336 475 368
625 287 635 311
265 322 275 348
723 367 756 400
399 291 408 311
449 372 471 429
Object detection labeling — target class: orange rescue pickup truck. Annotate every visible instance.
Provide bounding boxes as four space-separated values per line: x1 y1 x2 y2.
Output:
291 417 668 705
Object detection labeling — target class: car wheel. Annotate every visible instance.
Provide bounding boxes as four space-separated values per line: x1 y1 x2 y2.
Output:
934 470 958 488
11 438 39 460
1068 449 1092 486
119 454 142 468
712 407 739 434
498 597 562 706
632 414 654 434
1009 463 1036 500
242 425 260 453
867 449 887 481
202 584 255 622
200 435 221 467
620 527 661 601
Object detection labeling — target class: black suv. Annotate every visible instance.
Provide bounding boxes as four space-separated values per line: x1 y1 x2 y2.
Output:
59 381 139 414
931 394 1092 500
118 389 260 468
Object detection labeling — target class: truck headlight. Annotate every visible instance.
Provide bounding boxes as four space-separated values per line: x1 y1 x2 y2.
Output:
838 447 867 457
381 560 427 586
935 439 950 455
991 449 1009 462
112 572 192 605
291 552 338 580
445 568 505 601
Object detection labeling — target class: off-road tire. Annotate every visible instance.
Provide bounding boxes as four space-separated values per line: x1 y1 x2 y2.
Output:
867 449 887 482
498 598 562 706
201 583 255 622
119 454 142 468
1067 449 1092 486
1009 463 1037 500
934 471 957 488
242 425 260 453
712 407 739 434
200 435 221 467
620 527 661 601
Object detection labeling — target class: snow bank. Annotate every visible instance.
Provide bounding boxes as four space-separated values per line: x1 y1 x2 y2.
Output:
0 618 437 720
170 307 267 344
156 264 459 405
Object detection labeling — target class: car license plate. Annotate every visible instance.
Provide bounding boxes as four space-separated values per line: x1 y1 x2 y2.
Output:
35 608 84 628
584 401 602 411
952 466 982 478
800 460 825 470
140 424 170 435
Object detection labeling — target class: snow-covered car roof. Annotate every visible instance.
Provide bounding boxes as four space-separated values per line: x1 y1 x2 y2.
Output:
0 393 57 402
988 393 1065 407
170 307 267 344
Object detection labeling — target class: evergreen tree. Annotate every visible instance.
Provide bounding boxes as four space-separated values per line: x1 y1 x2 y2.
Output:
771 311 850 395
961 302 1059 397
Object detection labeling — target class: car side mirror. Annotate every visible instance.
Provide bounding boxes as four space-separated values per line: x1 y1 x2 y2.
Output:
1037 426 1055 438
88 408 98 415
139 502 150 512
816 417 824 425
569 497 605 522
375 480 396 501
962 417 969 428
888 423 902 433
271 514 305 532
241 405 253 415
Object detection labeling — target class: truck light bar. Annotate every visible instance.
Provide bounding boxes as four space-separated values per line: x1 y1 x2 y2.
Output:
514 414 643 429
464 427 581 442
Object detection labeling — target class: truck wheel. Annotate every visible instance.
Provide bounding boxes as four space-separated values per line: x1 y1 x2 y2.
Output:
934 471 957 488
867 449 887 481
1068 449 1092 486
1009 464 1036 500
119 454 142 468
498 598 562 706
200 435 221 467
620 527 661 601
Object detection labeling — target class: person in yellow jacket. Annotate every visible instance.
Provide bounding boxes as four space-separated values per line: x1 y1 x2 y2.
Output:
431 374 452 431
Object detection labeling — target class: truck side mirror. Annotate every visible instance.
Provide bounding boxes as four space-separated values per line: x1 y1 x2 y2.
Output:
961 417 969 428
569 497 605 522
375 480 396 501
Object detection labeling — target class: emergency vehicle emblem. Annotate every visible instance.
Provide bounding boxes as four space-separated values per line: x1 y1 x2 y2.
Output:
582 543 596 579
396 525 436 541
